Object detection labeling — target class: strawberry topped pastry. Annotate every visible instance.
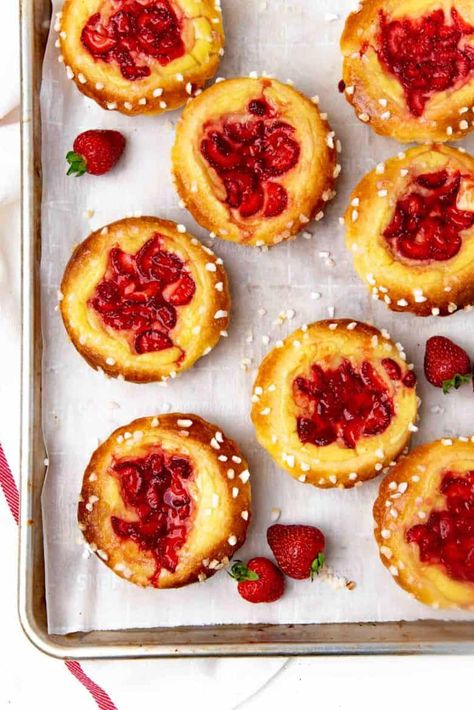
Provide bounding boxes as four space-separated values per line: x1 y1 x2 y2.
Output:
374 439 474 610
267 524 325 580
79 414 251 588
57 0 224 115
424 335 472 392
251 320 418 489
66 129 126 176
345 145 474 317
172 77 338 247
341 1 474 142
59 216 230 382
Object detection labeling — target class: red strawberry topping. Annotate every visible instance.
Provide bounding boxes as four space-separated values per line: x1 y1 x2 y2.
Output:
81 1 185 81
382 358 402 381
406 470 474 583
262 182 288 217
110 448 194 580
377 8 474 117
134 330 173 354
224 119 264 144
137 241 183 282
262 131 300 175
293 359 405 449
163 273 196 306
222 170 260 211
201 134 241 171
230 558 285 603
200 98 300 220
248 98 273 116
383 170 474 262
89 233 196 356
267 524 325 580
402 371 417 388
383 359 417 389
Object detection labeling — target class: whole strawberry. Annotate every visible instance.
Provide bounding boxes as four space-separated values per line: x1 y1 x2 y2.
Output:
424 335 471 393
66 130 126 176
267 524 325 580
229 558 284 603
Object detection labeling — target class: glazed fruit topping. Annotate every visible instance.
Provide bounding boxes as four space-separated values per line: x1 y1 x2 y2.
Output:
382 358 402 381
293 359 398 449
110 447 194 578
406 470 474 583
89 233 195 355
383 170 474 262
81 0 185 80
377 9 474 116
200 98 300 219
382 358 417 388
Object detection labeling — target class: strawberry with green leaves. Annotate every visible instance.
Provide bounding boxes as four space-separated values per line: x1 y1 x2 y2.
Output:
267 523 325 580
229 558 284 603
66 129 126 176
424 336 471 393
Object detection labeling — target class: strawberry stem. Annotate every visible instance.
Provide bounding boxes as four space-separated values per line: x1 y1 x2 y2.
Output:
442 372 472 394
310 552 325 580
228 561 259 582
66 151 87 177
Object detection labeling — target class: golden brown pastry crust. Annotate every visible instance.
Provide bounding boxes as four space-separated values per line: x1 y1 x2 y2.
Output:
374 438 474 610
341 0 474 142
251 320 418 489
78 413 252 589
57 0 224 116
60 216 230 383
345 144 474 317
171 77 338 247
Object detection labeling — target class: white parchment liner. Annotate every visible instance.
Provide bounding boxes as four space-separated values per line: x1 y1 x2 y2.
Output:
41 0 474 633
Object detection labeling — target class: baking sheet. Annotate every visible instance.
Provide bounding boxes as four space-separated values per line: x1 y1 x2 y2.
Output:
41 0 474 634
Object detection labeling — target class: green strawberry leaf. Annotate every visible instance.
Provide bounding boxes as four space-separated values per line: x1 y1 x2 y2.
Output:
228 561 259 582
66 151 87 177
442 372 472 394
310 552 325 580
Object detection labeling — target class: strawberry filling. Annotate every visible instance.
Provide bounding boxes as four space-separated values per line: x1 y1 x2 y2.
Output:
89 233 195 355
110 448 194 578
81 0 185 81
406 470 474 583
293 359 397 449
199 98 300 219
377 9 474 116
383 170 474 262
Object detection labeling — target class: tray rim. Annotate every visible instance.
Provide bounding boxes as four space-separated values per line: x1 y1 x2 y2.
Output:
18 0 474 659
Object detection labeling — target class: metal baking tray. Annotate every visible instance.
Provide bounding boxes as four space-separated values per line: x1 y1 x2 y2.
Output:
19 0 474 657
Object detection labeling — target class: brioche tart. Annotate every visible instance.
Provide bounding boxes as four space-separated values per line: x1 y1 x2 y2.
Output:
251 320 418 489
172 76 338 247
57 0 224 115
374 438 474 610
345 145 474 317
60 216 230 382
341 0 474 142
78 414 251 588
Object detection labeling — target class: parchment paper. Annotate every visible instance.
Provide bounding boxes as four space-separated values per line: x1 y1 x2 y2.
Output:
41 0 474 634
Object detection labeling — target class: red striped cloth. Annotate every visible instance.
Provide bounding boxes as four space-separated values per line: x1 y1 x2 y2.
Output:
0 444 19 523
65 661 118 710
0 442 119 710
